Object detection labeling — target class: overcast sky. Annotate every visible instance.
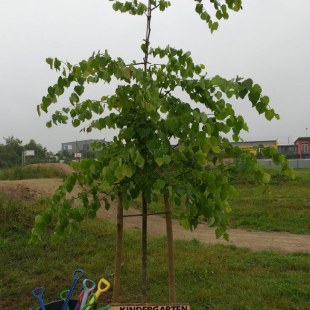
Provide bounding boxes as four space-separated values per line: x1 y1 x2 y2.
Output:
0 0 309 152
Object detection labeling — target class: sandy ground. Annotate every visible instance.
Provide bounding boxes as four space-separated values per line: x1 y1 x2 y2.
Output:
97 205 310 254
0 164 309 254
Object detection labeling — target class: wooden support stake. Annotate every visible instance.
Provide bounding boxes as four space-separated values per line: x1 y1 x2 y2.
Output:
164 192 176 302
141 192 148 302
113 192 123 303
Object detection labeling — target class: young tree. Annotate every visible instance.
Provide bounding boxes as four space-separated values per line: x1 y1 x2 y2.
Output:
31 0 291 303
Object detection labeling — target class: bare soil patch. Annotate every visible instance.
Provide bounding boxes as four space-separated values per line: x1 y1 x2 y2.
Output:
0 178 62 200
97 206 310 254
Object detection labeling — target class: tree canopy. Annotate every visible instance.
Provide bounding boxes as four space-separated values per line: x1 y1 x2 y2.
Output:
31 0 291 245
29 0 294 303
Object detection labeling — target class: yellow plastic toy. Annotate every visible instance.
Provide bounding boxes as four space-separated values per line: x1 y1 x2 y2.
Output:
86 277 110 310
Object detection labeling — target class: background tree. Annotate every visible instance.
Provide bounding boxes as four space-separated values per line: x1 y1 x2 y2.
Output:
24 139 48 163
0 136 23 167
31 0 291 303
0 137 49 167
24 139 47 159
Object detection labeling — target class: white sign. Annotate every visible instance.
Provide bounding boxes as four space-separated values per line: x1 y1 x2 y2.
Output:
24 150 35 156
74 153 82 158
64 144 73 150
109 304 190 310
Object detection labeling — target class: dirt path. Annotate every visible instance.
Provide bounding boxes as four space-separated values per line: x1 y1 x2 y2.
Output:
97 206 310 254
1 177 309 254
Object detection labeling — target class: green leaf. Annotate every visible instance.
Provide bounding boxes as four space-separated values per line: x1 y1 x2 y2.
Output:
223 232 229 241
69 93 79 104
200 12 210 21
211 145 221 153
155 157 165 167
104 200 111 210
55 85 64 96
163 154 171 164
114 165 133 180
74 85 84 96
180 218 190 230
215 227 225 239
154 179 166 191
54 58 61 71
211 22 219 32
242 78 253 90
216 11 222 19
112 1 123 11
46 57 53 69
141 43 147 53
265 109 275 121
195 4 203 14
66 175 76 192
122 67 132 79
137 3 146 14
72 119 81 127
262 172 271 184
134 151 145 168
261 96 270 106
249 87 260 104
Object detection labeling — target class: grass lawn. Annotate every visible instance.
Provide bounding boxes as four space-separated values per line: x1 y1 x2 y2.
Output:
142 169 310 234
229 169 310 234
0 195 309 310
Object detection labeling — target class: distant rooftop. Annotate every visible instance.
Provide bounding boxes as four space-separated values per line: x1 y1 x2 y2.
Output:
294 137 310 143
232 140 277 147
61 139 105 145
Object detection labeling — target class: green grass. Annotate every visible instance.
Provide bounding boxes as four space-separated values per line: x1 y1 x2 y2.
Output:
139 169 310 234
0 194 309 310
229 169 310 234
0 165 67 180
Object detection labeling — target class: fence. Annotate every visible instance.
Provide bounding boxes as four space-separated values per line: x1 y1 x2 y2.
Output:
258 159 310 169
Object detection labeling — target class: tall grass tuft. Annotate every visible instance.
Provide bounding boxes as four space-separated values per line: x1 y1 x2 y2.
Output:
0 165 67 180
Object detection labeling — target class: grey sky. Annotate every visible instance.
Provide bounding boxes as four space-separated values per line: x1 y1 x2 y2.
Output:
0 0 309 152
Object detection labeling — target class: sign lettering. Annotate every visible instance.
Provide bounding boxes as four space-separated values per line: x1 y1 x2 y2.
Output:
109 304 190 310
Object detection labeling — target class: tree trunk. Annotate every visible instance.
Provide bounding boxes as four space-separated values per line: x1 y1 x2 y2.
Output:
112 192 123 302
164 192 176 302
140 0 151 303
141 192 148 302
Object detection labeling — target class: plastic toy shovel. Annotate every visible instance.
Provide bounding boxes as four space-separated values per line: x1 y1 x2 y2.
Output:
80 278 96 309
32 286 46 310
61 268 85 310
86 278 110 310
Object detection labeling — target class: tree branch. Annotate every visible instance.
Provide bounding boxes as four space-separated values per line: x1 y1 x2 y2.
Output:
151 4 161 11
143 1 152 72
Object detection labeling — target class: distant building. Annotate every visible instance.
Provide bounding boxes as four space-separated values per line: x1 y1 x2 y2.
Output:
294 137 310 159
61 139 105 157
278 144 298 159
231 140 277 156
